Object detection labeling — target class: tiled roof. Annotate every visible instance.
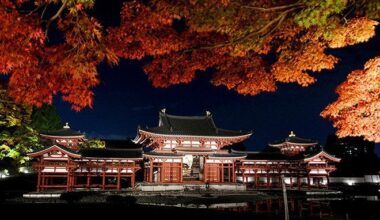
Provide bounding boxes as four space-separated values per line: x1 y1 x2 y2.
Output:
141 111 252 137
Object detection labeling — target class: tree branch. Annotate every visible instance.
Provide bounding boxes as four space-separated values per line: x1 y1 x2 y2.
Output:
26 4 45 16
182 6 301 53
241 2 303 12
45 0 68 38
41 3 49 19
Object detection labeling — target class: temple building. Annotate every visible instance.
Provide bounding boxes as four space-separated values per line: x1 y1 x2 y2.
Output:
28 124 142 192
268 131 317 156
134 109 252 183
238 132 341 188
39 122 86 150
27 111 341 192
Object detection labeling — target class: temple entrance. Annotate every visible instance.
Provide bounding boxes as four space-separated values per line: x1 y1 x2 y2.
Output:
182 155 204 182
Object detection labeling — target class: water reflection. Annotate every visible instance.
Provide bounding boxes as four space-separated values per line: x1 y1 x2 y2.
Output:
219 198 335 218
140 196 380 219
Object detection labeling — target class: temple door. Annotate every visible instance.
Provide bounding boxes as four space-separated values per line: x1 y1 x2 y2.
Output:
204 163 220 183
162 163 181 183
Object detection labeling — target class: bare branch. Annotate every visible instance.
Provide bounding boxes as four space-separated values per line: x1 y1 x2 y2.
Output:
241 2 303 12
26 4 45 16
41 4 49 19
45 0 68 38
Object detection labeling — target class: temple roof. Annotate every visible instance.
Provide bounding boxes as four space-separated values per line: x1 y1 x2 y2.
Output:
140 109 252 137
79 139 143 159
80 148 143 159
103 139 143 149
268 131 317 147
40 122 84 137
237 148 339 161
243 152 303 160
209 152 247 158
144 151 184 158
27 144 82 158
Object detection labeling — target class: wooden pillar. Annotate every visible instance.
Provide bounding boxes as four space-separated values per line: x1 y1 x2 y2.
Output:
149 159 153 183
73 174 77 187
318 177 320 189
86 174 91 189
37 168 41 192
228 163 231 182
131 173 135 190
221 163 224 183
307 175 310 189
298 176 301 190
326 174 330 189
290 176 293 189
232 161 236 183
117 162 121 191
204 163 208 182
102 168 106 190
71 174 75 191
41 173 45 191
159 163 162 183
254 172 258 188
180 160 183 183
266 173 270 188
66 171 71 192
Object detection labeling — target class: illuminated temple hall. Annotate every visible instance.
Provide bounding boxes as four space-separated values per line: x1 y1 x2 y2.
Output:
27 110 341 191
134 109 252 183
239 133 341 188
28 124 143 192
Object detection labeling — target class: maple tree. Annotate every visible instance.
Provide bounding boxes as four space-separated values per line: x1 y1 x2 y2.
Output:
321 56 380 142
0 83 42 172
0 0 380 140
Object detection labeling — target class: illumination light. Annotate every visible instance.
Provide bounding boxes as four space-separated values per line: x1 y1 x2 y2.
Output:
18 167 31 174
0 169 10 179
344 180 355 186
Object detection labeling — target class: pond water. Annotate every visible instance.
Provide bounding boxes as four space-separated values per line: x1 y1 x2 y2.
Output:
139 196 380 219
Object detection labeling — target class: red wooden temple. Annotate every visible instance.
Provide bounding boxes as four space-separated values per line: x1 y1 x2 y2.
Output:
28 124 142 192
28 110 340 191
134 109 252 183
238 131 340 188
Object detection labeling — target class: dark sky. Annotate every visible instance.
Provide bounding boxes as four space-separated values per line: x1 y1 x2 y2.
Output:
54 2 380 152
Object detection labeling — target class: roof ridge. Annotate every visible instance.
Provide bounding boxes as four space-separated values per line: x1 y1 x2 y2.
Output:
164 113 209 119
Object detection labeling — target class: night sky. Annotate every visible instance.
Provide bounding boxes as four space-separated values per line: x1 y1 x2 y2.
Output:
54 2 380 152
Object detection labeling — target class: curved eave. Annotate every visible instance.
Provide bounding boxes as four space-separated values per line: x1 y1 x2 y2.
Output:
208 155 247 160
27 145 82 158
303 151 341 163
287 141 318 145
176 150 215 155
143 153 183 159
268 143 285 147
269 141 317 147
40 134 85 139
241 159 292 162
139 129 252 140
81 156 143 161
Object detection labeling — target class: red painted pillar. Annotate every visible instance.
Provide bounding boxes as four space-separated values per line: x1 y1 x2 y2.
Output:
149 159 153 183
254 172 258 188
36 168 41 192
221 163 224 183
117 164 121 191
131 173 135 190
326 175 330 189
232 161 236 183
290 176 293 189
102 170 106 190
